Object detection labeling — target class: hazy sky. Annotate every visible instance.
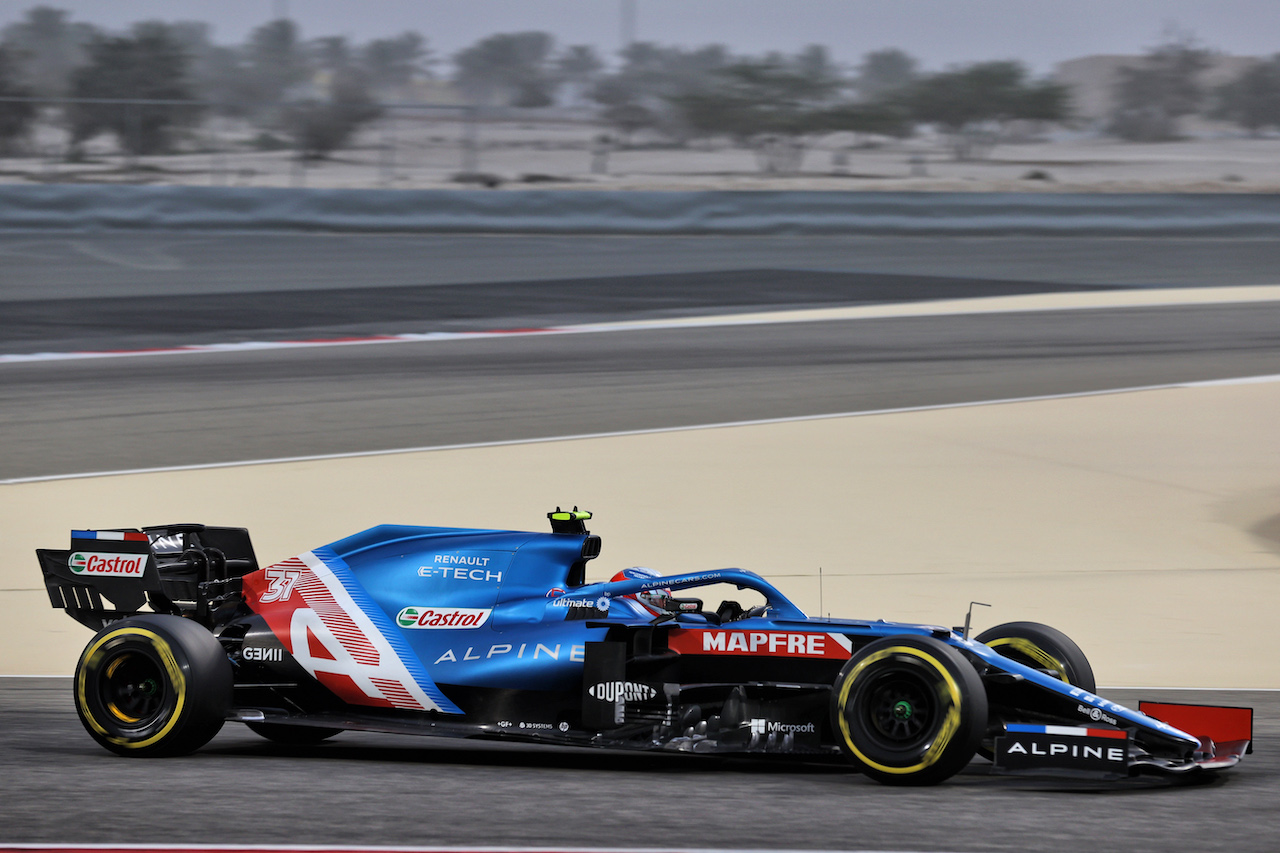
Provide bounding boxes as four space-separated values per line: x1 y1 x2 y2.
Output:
1 1 1277 71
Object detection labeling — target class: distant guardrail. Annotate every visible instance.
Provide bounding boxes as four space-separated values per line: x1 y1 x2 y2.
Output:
4 185 1280 235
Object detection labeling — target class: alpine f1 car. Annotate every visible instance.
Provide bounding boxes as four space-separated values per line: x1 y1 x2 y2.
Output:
37 509 1252 785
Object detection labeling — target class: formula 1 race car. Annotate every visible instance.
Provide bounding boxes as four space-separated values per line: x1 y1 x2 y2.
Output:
37 510 1252 785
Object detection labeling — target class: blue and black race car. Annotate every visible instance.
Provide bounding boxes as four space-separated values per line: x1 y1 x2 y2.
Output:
37 509 1252 785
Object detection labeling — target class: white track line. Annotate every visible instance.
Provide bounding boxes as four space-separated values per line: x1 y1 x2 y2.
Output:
3 373 1277 486
5 284 1280 365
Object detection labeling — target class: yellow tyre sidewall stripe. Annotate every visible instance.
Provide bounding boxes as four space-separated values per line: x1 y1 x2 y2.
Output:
836 645 963 776
986 637 1070 683
77 627 187 750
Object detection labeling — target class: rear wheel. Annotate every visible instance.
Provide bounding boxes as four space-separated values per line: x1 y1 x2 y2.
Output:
74 614 231 757
830 635 987 785
246 722 342 744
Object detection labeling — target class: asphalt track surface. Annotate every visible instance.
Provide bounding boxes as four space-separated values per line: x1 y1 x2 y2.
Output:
1 679 1275 852
6 233 1280 303
3 231 1279 851
0 268 1119 354
2 299 1279 480
3 233 1280 481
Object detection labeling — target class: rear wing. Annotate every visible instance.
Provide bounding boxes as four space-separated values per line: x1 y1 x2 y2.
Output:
38 524 259 630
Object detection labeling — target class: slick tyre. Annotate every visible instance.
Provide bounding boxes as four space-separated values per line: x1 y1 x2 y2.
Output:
973 621 1094 761
831 635 987 786
974 621 1095 692
245 722 343 744
74 614 232 757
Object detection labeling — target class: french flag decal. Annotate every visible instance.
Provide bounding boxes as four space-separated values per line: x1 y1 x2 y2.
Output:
1005 724 1128 739
72 530 150 542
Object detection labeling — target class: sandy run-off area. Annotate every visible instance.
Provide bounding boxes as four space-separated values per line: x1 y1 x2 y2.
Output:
3 370 1277 688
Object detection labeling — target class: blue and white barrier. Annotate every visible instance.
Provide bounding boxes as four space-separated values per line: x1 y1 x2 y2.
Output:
3 184 1280 235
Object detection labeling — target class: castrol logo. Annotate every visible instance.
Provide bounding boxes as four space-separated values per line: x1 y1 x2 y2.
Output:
395 606 492 629
68 552 146 576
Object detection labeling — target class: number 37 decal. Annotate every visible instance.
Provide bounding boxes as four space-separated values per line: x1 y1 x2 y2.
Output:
260 567 301 603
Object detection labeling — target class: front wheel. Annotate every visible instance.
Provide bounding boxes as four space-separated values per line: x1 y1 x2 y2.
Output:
974 621 1095 692
830 635 987 786
74 614 232 757
973 621 1095 761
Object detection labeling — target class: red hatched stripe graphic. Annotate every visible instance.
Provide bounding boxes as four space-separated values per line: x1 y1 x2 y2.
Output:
294 571 380 665
370 677 419 707
241 551 442 712
244 556 380 667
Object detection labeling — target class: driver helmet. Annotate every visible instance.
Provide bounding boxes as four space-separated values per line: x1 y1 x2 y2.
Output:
610 567 671 616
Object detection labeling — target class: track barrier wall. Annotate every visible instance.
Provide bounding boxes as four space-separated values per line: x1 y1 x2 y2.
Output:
4 185 1280 235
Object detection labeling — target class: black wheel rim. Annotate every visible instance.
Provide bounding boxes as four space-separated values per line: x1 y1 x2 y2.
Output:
99 651 167 728
855 665 939 750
